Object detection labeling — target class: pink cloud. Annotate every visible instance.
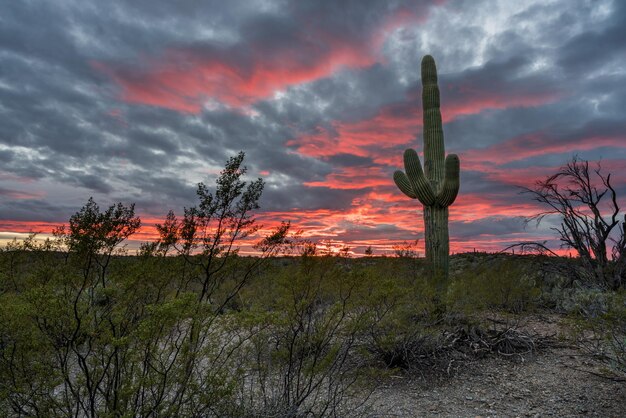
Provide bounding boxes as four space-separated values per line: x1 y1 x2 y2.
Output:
304 166 391 190
0 188 45 200
289 89 559 162
96 43 377 113
93 3 446 113
289 104 419 160
464 133 626 168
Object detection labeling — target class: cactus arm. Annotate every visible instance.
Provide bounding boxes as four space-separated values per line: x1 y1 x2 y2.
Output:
393 171 417 199
404 149 436 206
436 154 460 207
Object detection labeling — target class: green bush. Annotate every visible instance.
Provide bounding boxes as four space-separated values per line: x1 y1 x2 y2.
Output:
349 259 443 372
238 257 370 416
570 290 626 378
446 256 541 314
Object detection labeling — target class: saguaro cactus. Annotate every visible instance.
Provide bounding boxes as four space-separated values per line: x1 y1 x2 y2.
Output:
393 55 460 280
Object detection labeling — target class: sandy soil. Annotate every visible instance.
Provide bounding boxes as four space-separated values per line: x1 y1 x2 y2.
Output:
364 314 626 417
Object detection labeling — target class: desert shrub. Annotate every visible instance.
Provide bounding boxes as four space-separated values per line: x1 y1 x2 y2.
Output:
236 255 451 411
571 290 626 378
0 239 250 417
236 256 374 416
446 256 541 314
365 318 442 372
350 258 444 372
0 153 295 417
553 287 611 317
356 256 539 371
0 288 58 414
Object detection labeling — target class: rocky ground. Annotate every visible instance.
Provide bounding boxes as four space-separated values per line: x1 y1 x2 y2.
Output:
363 314 626 417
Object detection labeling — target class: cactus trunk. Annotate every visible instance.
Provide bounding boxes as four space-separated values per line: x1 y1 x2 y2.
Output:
424 206 449 279
393 55 460 282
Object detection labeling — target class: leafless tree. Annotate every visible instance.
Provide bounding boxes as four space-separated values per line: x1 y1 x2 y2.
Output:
522 157 625 289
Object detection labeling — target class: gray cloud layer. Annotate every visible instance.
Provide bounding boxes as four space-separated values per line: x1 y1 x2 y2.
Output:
1 0 625 252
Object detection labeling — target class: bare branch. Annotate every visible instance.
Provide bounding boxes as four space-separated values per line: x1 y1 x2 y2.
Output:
520 156 625 289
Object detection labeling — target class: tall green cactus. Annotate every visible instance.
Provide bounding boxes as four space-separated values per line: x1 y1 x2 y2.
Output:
393 55 460 280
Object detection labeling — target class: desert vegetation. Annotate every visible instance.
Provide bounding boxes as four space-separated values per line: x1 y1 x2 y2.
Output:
0 150 624 417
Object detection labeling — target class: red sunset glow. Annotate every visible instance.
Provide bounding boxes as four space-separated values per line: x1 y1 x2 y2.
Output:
94 44 377 113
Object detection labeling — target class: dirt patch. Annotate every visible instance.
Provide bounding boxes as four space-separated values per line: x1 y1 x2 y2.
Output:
363 314 626 417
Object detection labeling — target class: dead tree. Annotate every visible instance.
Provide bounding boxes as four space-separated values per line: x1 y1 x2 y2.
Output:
522 157 625 289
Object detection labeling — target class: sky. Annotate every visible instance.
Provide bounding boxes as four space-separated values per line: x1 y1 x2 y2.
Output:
1 0 625 256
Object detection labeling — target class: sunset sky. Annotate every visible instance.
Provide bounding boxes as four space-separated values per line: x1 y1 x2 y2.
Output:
1 0 625 255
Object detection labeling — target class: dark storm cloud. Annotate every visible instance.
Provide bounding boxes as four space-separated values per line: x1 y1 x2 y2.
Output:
0 198 71 223
451 217 526 240
261 185 363 212
557 1 626 75
330 223 417 247
0 0 427 210
259 63 405 130
0 0 624 253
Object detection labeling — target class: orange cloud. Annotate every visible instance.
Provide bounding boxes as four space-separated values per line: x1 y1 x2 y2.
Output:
304 166 392 190
0 189 45 200
289 89 559 162
438 86 559 123
464 133 626 167
449 194 540 222
288 102 419 160
96 43 377 113
0 220 64 235
94 4 441 113
0 188 577 257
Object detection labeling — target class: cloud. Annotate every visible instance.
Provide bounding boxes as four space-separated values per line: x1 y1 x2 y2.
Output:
95 0 436 112
0 187 44 200
0 0 625 255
